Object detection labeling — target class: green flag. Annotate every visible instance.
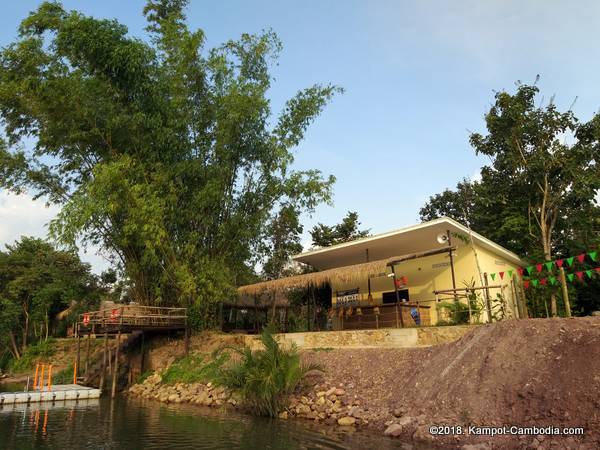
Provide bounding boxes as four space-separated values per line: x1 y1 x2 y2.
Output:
526 266 534 275
545 261 554 272
589 251 597 262
566 256 575 266
567 273 574 282
508 269 514 278
490 273 496 281
549 276 557 285
532 279 539 287
586 270 593 278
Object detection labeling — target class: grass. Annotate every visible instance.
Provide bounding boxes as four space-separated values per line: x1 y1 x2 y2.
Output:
215 327 322 417
9 339 56 373
161 353 229 385
52 363 74 385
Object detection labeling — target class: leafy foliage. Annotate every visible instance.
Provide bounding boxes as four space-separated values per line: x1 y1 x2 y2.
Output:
0 1 340 318
216 327 321 417
9 339 56 373
161 353 228 385
310 211 370 248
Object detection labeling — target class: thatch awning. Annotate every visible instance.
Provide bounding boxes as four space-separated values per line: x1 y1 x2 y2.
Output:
237 257 395 296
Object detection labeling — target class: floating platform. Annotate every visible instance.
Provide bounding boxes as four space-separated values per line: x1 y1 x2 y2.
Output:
0 384 101 405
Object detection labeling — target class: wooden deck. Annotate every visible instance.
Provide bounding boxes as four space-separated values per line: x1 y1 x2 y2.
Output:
77 305 187 335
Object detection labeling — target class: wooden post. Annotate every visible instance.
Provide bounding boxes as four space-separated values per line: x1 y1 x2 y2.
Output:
140 331 145 375
559 267 572 317
446 230 459 305
33 363 40 390
467 290 473 323
84 333 91 377
510 278 520 319
395 304 400 328
483 272 492 323
47 365 52 391
40 365 45 391
76 329 81 383
391 265 405 328
111 309 123 398
100 331 108 392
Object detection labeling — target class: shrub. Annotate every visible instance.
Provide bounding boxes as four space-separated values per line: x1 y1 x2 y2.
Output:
216 327 322 417
52 364 74 385
9 339 56 373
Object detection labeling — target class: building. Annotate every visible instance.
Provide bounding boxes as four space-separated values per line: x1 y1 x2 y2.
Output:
236 217 526 331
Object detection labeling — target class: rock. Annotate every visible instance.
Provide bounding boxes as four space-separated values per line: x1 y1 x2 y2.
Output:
334 388 345 396
167 394 179 403
301 396 310 405
337 416 356 426
278 411 288 420
316 391 327 397
591 311 600 316
384 423 403 437
317 396 325 406
393 408 403 418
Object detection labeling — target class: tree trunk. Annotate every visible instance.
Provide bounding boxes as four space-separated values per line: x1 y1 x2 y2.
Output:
9 331 21 359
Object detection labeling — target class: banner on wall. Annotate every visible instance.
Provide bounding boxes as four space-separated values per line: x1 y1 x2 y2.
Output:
336 288 359 308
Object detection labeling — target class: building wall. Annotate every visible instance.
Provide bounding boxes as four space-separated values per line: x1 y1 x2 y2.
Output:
329 239 522 327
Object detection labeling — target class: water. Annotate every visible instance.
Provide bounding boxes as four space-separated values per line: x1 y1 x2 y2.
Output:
0 395 409 449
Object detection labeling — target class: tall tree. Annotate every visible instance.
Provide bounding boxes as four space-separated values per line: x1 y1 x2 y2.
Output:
421 82 600 316
310 211 370 248
0 1 339 317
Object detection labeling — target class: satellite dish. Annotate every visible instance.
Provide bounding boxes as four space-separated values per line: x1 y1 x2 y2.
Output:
436 232 449 245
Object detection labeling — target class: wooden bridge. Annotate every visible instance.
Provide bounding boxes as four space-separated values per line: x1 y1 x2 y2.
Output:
74 305 188 399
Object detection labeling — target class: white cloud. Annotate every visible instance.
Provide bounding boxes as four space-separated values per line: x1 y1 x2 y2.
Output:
0 190 110 274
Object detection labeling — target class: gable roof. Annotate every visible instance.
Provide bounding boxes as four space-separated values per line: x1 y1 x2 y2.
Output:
293 217 524 270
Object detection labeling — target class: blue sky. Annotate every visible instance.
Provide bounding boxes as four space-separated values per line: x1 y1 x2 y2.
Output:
1 0 600 272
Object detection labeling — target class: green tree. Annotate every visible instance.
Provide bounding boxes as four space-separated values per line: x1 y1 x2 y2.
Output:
421 81 600 316
0 1 340 319
0 237 100 361
310 211 370 248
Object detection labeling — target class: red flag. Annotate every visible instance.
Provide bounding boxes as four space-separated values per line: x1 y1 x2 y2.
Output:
595 267 600 273
577 254 586 264
499 271 505 280
555 259 564 268
540 278 547 286
524 280 530 289
517 267 524 276
576 271 584 280
536 263 543 273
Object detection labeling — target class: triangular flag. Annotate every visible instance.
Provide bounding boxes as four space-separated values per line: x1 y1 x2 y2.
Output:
576 271 583 280
567 273 574 282
577 254 585 264
499 271 505 280
549 276 557 285
566 257 575 266
555 259 564 268
517 267 524 276
545 261 554 272
524 280 530 289
508 269 514 278
526 266 534 275
589 251 597 261
490 273 496 281
586 270 593 278
532 279 539 287
536 263 543 273
540 278 547 286
595 267 600 273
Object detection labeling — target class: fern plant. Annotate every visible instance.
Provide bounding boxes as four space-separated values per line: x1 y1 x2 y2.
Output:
216 327 322 417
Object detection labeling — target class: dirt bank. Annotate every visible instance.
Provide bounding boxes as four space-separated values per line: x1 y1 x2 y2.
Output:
128 317 600 449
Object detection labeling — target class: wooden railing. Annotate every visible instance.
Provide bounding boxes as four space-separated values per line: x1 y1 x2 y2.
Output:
78 305 187 333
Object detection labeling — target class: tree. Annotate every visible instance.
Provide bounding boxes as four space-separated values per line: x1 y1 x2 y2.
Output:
0 1 340 318
0 237 101 361
310 211 370 248
421 81 600 316
261 205 304 280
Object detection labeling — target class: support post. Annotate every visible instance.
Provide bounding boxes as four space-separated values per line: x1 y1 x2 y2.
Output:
395 304 400 328
391 265 405 328
510 278 520 319
84 333 91 377
40 365 45 391
483 272 492 323
140 331 145 375
446 230 459 305
111 332 121 398
76 328 81 384
100 331 108 392
559 267 572 317
47 365 52 391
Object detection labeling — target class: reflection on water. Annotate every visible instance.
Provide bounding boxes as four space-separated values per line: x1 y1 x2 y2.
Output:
0 396 415 449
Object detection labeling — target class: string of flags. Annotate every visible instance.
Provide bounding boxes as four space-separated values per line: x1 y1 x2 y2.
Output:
486 250 600 289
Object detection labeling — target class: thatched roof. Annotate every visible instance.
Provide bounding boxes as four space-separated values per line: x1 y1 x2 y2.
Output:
237 257 395 296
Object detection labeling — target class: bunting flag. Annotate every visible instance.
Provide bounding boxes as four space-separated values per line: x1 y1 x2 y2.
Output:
532 279 539 287
517 267 524 276
586 270 593 278
590 251 598 262
536 263 543 273
567 274 575 282
545 261 554 272
540 278 547 286
576 271 584 281
490 273 496 281
596 268 600 273
577 254 586 264
524 280 530 289
566 257 575 266
555 259 564 268
526 266 534 275
508 269 514 278
549 276 557 285
499 271 505 280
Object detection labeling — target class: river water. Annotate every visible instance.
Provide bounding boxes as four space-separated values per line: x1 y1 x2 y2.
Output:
0 394 413 449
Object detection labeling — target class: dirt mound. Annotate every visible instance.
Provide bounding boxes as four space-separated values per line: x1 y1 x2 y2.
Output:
307 317 600 448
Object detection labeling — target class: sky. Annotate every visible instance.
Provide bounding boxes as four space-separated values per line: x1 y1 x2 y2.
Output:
1 0 600 273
